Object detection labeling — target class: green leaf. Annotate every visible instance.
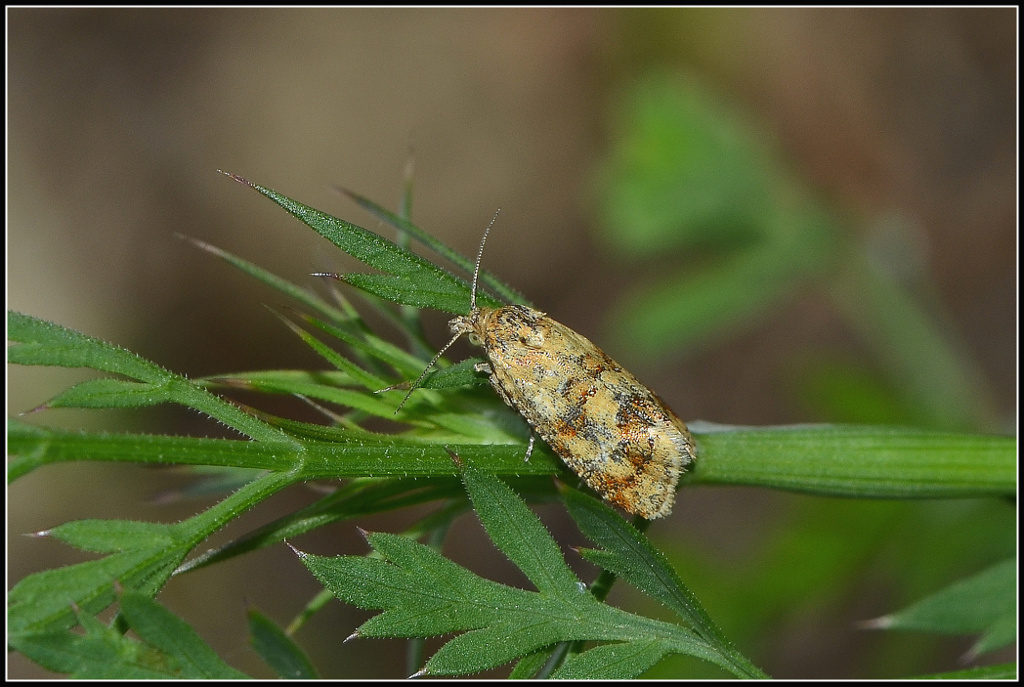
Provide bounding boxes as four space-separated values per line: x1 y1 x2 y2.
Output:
182 234 351 325
336 186 528 307
909 662 1018 680
9 471 298 637
593 73 1000 433
8 311 294 445
415 357 489 390
296 467 748 677
11 621 170 678
10 592 247 678
867 558 1016 655
563 489 765 679
248 606 318 679
606 225 833 359
594 74 837 360
461 465 582 598
595 72 775 255
335 272 473 314
9 310 174 381
118 591 248 678
11 172 1012 680
223 173 503 313
175 476 469 573
45 378 177 408
551 638 675 679
7 549 184 637
292 311 433 380
271 310 390 392
508 649 551 679
42 519 176 554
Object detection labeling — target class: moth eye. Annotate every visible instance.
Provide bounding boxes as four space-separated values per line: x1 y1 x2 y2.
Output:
468 332 483 346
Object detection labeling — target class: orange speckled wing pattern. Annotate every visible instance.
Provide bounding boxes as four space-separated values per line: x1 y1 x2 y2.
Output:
451 304 694 519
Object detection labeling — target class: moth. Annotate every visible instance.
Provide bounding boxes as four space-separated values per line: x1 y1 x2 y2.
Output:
404 218 695 519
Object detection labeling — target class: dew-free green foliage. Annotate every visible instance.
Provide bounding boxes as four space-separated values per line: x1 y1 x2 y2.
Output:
594 73 1000 433
590 72 1014 678
8 94 1016 676
9 590 248 679
865 558 1016 658
247 605 320 679
8 170 1015 678
299 465 766 678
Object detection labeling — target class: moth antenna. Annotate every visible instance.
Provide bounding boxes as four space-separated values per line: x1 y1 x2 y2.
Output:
392 330 463 414
392 210 500 415
470 209 500 312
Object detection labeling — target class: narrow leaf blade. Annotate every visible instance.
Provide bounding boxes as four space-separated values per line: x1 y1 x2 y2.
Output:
461 465 582 598
247 606 319 679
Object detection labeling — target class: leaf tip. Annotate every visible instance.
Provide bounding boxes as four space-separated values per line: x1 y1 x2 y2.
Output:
26 529 51 538
330 184 358 202
375 380 409 394
344 629 360 643
960 643 982 665
177 233 220 256
218 169 253 187
856 615 891 630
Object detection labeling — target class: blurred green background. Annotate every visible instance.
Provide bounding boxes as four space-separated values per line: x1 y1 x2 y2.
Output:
8 8 1015 679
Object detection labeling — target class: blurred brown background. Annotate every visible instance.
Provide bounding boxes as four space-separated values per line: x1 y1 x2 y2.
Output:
7 8 1016 679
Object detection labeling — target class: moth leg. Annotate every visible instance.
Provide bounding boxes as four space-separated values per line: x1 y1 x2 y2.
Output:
477 362 518 408
474 359 532 459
